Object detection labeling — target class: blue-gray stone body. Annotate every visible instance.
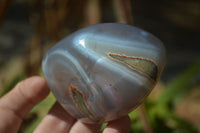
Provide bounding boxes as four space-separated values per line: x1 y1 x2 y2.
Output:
42 23 166 123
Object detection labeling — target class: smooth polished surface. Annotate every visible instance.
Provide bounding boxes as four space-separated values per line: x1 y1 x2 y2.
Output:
42 23 166 123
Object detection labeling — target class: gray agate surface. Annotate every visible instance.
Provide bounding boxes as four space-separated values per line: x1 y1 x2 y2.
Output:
42 23 166 123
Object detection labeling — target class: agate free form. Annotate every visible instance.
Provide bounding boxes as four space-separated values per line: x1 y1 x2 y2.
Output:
42 23 166 123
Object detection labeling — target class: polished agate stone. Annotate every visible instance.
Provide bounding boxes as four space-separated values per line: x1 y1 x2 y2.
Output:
42 23 166 123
